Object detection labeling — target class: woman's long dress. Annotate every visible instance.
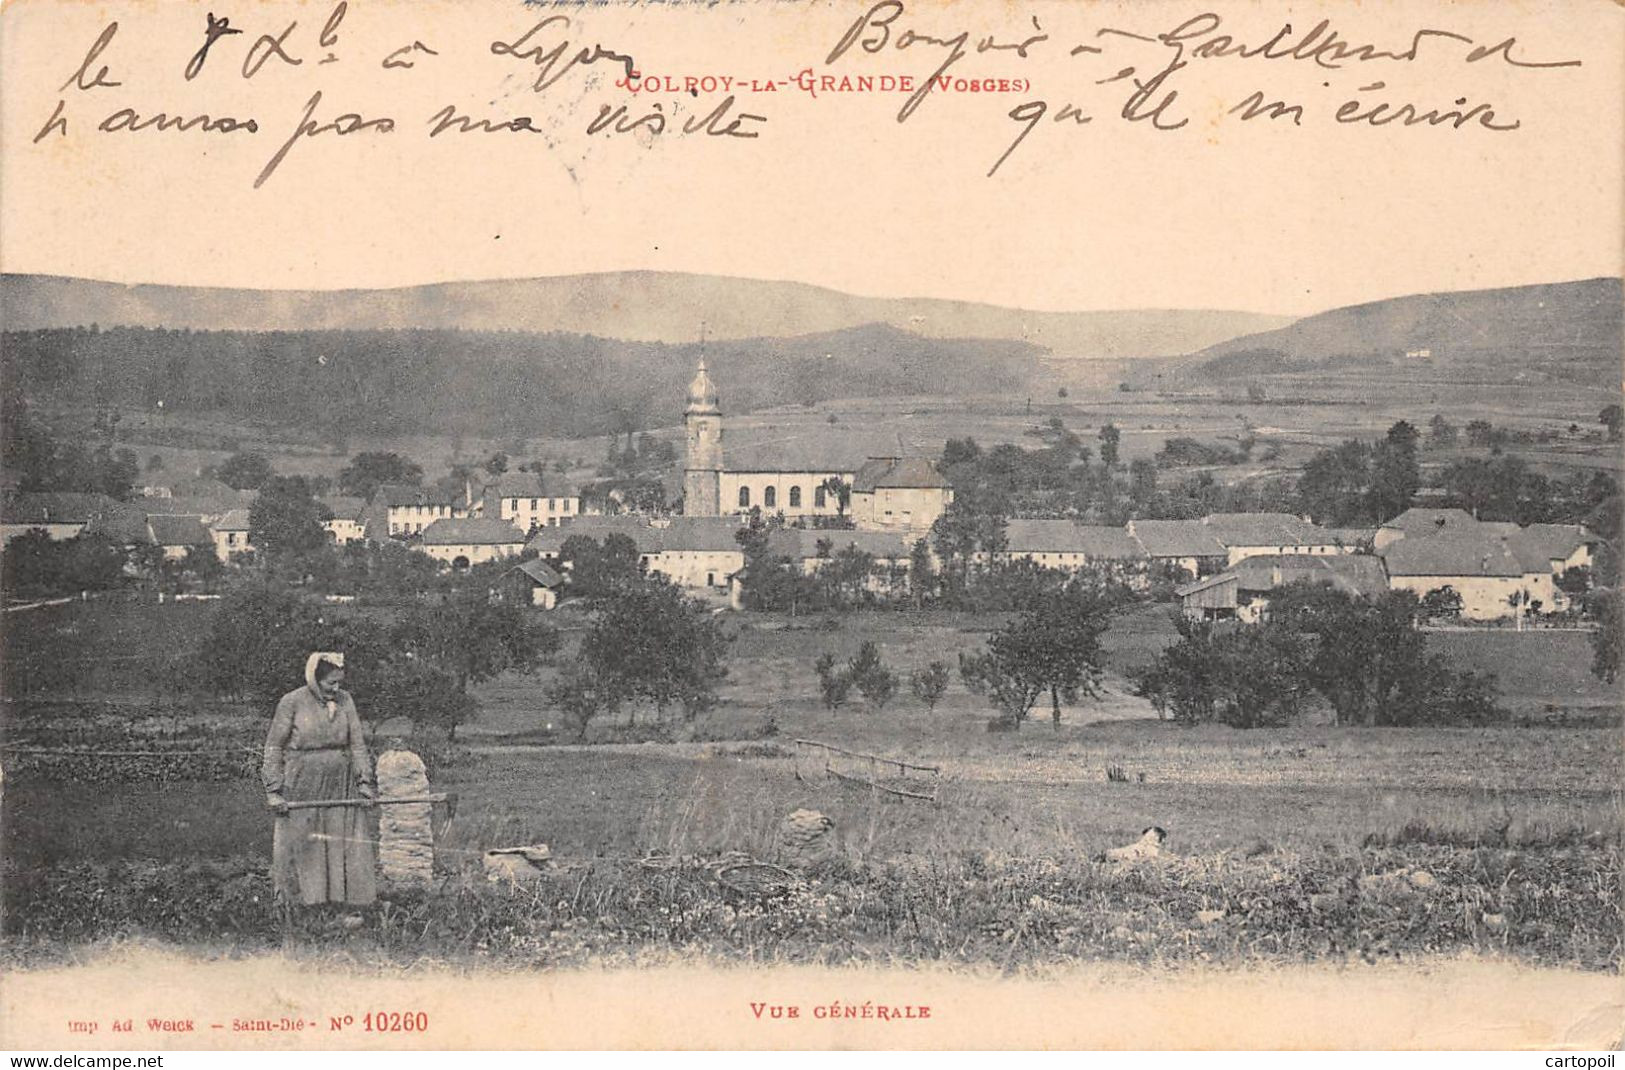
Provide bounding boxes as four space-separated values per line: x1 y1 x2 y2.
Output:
262 687 376 906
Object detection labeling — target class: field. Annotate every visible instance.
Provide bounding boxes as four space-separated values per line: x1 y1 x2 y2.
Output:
3 598 1620 973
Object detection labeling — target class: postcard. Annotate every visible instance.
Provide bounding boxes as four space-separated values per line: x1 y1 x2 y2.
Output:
1 0 1621 1052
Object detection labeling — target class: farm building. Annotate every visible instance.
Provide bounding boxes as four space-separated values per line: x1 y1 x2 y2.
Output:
0 492 120 546
419 517 527 567
146 514 216 561
848 457 956 532
1177 554 1390 623
527 515 744 593
1374 511 1595 619
1199 512 1350 566
209 508 253 560
1124 519 1227 578
996 520 1148 584
499 558 565 608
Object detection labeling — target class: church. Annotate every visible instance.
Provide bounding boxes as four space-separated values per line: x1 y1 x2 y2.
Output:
681 359 954 532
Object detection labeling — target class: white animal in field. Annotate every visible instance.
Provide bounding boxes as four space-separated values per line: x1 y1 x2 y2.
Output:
1104 826 1167 863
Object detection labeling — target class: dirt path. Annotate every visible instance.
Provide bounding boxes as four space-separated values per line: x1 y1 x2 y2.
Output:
3 947 1618 1049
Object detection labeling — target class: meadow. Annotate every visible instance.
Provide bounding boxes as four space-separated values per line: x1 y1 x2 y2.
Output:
3 597 1619 971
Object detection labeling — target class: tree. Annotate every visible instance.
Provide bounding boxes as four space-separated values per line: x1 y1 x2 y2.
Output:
1369 420 1421 522
0 531 128 597
338 451 424 500
973 585 1111 729
813 653 852 711
1589 590 1621 684
547 663 616 742
1098 423 1121 467
1428 414 1458 448
846 641 897 710
392 594 557 738
1296 440 1371 525
908 538 936 608
249 476 333 558
1419 586 1464 622
577 576 730 722
484 451 510 476
819 476 852 517
910 661 950 712
558 533 643 599
1601 404 1623 442
214 451 274 491
201 584 390 702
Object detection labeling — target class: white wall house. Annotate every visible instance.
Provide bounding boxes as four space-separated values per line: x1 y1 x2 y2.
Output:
419 518 527 567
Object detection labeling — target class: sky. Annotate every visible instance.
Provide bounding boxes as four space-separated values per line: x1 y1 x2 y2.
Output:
2 0 1622 317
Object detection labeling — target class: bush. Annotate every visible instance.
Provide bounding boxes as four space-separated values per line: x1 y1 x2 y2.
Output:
813 653 850 712
910 661 950 712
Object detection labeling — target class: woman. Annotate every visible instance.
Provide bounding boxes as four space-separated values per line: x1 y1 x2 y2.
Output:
262 652 377 908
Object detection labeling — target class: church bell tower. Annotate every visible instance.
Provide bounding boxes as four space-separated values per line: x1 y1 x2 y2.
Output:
683 357 723 516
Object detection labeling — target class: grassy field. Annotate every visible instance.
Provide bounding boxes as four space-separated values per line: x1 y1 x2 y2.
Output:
5 599 1620 970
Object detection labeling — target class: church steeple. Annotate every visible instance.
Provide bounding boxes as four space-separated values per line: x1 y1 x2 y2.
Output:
683 352 723 516
686 356 720 416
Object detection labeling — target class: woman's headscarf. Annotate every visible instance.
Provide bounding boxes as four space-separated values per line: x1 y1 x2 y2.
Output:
304 652 345 708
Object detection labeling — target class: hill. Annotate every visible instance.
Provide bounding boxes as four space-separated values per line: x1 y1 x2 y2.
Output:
0 322 1042 440
1188 277 1623 388
0 272 1289 361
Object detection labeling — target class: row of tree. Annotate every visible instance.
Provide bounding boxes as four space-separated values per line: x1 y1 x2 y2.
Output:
1133 586 1503 728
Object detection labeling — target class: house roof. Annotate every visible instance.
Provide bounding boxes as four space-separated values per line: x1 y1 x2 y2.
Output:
376 483 462 508
81 502 156 544
1379 529 1527 578
1200 512 1321 547
649 518 748 553
1322 527 1378 547
320 496 368 521
1127 519 1227 559
1230 553 1390 599
212 508 252 532
767 528 918 561
1 492 117 525
486 472 581 499
1504 524 1595 571
147 514 215 548
1178 554 1389 601
526 516 653 554
1380 507 1478 535
511 558 564 587
1004 520 1146 559
851 456 953 492
420 517 526 546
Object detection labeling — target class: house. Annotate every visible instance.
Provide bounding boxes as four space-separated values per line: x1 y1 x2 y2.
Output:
528 516 744 593
376 484 474 537
848 456 955 532
210 508 254 560
639 518 746 591
482 472 582 532
0 492 119 546
499 558 564 609
1178 554 1390 623
1124 519 1227 579
419 517 527 567
147 514 216 561
1199 512 1346 566
1379 527 1552 620
998 520 1149 584
320 496 369 545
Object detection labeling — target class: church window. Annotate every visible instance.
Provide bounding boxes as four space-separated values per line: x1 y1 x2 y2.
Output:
815 485 827 508
739 486 751 508
789 486 802 508
764 486 777 508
